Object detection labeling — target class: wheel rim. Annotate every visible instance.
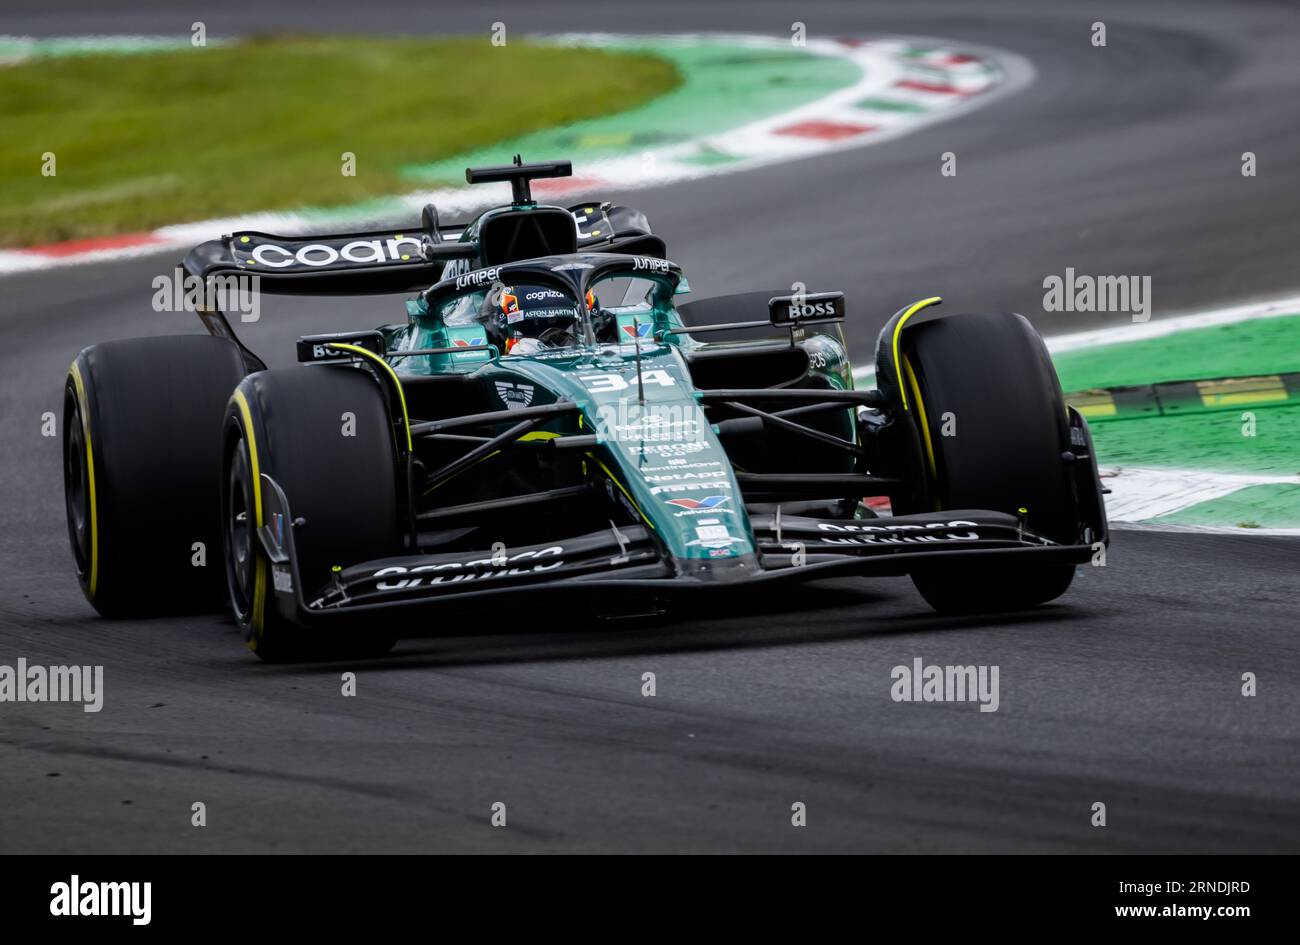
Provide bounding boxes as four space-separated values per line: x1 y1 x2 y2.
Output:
63 386 91 581
224 434 256 622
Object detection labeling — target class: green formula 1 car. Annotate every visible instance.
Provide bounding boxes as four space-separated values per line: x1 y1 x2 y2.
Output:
63 160 1108 659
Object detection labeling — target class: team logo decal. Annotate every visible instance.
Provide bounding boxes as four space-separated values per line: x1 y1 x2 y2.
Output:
494 381 535 410
665 496 729 511
455 267 501 290
246 235 422 269
622 323 653 340
632 256 671 273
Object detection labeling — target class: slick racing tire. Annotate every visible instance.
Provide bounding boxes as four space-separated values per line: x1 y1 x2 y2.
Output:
223 366 401 661
64 336 247 617
897 312 1077 614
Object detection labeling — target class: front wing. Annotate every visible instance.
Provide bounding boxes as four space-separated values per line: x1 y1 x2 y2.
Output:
256 473 1097 627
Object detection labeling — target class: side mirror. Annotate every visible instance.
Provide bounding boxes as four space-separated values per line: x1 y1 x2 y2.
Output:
296 330 385 363
769 291 845 326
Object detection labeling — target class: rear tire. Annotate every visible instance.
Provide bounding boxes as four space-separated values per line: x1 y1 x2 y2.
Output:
223 366 402 661
897 312 1078 614
63 336 247 617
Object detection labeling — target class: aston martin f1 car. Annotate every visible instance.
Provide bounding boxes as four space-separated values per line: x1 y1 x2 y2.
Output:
63 159 1108 659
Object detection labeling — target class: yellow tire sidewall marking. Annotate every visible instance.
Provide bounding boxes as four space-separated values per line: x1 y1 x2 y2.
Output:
902 354 941 510
68 362 99 599
232 388 266 642
890 296 942 411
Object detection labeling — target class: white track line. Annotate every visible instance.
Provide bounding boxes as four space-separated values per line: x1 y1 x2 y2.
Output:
1099 466 1300 522
1111 521 1300 537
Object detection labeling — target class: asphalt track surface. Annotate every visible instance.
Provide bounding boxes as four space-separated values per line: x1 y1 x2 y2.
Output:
1 0 1298 852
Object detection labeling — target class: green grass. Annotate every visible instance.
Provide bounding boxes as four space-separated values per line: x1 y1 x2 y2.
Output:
1053 315 1300 391
1053 313 1300 473
1052 314 1300 528
0 36 680 246
1086 405 1300 475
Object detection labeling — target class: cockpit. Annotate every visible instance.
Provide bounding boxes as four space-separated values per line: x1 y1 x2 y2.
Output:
404 257 690 367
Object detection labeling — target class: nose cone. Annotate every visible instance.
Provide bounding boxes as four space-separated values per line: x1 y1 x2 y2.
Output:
674 552 761 583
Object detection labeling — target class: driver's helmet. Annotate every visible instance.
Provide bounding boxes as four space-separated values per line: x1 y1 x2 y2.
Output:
486 284 597 354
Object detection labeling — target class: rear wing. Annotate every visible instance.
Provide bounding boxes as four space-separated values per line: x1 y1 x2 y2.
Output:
181 213 478 296
179 157 667 367
183 159 578 293
180 208 662 295
177 204 475 371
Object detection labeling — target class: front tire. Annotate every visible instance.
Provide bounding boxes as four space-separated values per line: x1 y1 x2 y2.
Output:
223 366 403 661
897 312 1078 614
